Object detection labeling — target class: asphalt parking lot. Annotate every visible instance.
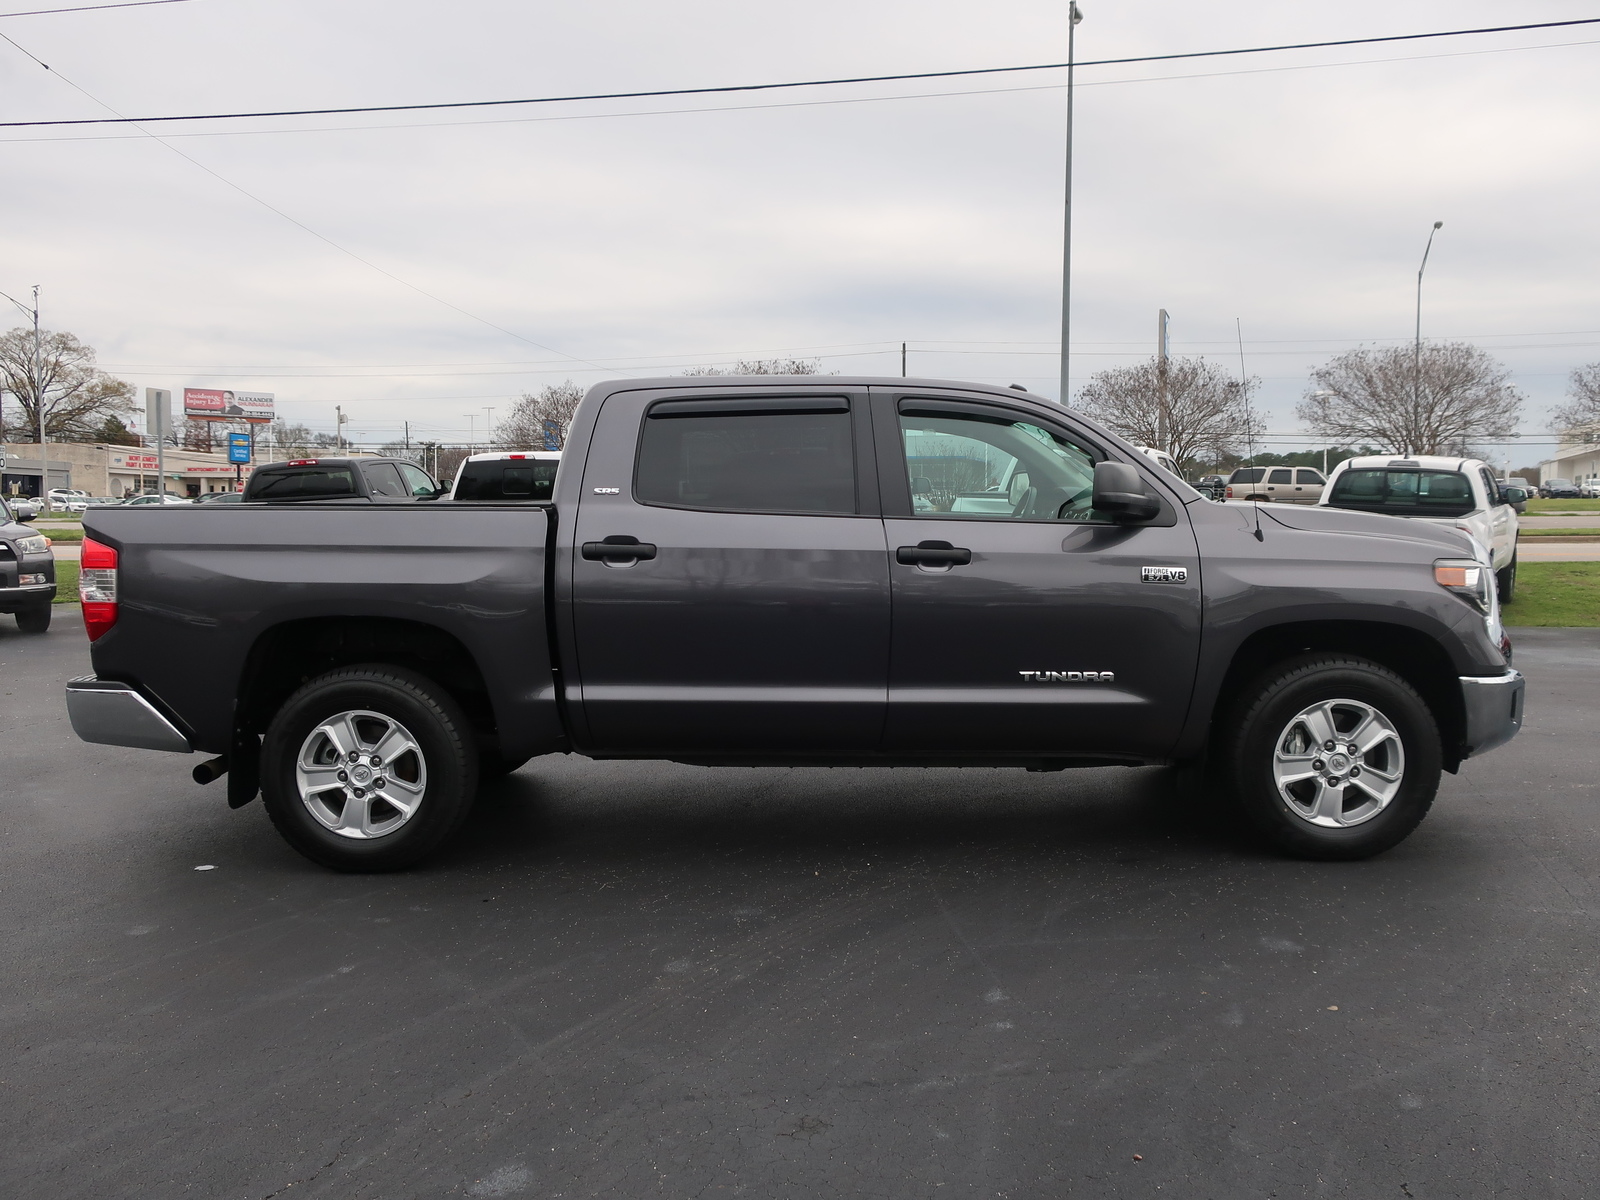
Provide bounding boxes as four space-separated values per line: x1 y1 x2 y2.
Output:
4 614 1598 1199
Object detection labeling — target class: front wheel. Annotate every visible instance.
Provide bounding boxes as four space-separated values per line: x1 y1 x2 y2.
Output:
1220 655 1441 860
260 666 479 871
15 605 50 634
1496 552 1517 604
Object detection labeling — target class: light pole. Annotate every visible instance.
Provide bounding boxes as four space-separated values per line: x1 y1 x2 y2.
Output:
484 406 495 451
1058 0 1084 406
1413 221 1443 455
0 286 45 503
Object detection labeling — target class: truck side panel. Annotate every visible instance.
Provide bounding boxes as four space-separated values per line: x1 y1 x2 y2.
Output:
82 505 560 759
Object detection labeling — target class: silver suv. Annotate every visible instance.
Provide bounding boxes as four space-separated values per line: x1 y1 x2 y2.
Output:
1224 466 1326 503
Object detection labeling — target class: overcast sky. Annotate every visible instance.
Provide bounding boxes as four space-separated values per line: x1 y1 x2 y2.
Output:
1 0 1596 468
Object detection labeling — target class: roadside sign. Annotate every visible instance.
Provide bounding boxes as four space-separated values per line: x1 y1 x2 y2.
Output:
227 432 252 464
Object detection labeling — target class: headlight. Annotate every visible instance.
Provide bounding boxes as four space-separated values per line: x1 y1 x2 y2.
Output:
1434 557 1493 615
16 534 49 555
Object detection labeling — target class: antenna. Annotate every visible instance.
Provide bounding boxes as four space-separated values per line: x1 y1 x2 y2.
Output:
1237 317 1263 541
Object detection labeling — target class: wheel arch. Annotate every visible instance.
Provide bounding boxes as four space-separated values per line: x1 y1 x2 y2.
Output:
1212 620 1467 771
236 616 499 752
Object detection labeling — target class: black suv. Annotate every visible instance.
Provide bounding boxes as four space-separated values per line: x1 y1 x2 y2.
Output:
0 493 55 632
242 457 442 503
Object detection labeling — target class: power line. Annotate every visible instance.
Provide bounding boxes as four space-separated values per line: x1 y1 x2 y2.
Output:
0 0 200 16
3 17 1597 128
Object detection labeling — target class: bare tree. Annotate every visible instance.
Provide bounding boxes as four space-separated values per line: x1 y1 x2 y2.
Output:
0 327 136 443
681 357 831 376
1298 342 1521 455
496 380 585 450
267 420 336 459
1549 362 1600 443
1074 356 1260 467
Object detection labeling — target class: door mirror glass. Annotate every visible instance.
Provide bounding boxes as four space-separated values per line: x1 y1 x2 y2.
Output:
1092 461 1161 522
1503 485 1526 503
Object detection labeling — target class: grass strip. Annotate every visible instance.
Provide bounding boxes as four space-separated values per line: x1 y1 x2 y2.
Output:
1503 562 1600 627
1525 498 1600 514
51 560 78 604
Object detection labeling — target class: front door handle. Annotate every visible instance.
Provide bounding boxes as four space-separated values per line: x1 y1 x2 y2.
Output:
896 540 972 566
582 536 657 562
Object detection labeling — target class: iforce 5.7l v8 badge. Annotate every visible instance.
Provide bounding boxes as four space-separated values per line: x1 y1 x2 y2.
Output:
1141 566 1189 583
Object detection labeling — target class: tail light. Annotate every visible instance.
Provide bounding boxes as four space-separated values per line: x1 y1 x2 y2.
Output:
1224 486 1234 498
80 537 118 641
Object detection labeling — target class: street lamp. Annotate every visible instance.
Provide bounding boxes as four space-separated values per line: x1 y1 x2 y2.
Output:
0 286 44 503
1413 221 1443 454
1058 0 1084 406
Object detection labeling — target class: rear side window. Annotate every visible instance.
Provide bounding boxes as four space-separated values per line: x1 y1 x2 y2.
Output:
362 463 408 497
1327 469 1475 517
1297 469 1324 485
248 466 358 500
454 459 557 502
636 402 856 514
1229 468 1265 484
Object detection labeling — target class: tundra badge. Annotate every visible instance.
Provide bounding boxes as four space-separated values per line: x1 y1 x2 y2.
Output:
1019 671 1115 683
1141 566 1188 583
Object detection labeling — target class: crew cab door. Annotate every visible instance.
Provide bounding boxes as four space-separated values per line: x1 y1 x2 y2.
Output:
871 389 1202 759
1478 466 1516 567
566 386 889 755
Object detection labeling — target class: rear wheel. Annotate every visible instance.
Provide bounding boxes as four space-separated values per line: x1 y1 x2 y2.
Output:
1496 552 1517 604
260 666 478 872
1220 655 1441 860
15 605 50 634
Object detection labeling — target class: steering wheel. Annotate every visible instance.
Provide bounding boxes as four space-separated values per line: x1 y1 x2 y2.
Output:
1011 487 1038 517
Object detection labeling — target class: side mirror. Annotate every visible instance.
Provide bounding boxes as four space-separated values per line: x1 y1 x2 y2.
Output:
1092 460 1161 522
1502 486 1526 503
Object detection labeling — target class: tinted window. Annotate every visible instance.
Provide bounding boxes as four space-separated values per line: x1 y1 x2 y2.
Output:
1268 468 1292 484
397 463 437 497
636 406 856 514
454 458 557 501
898 407 1103 522
1297 469 1324 485
362 463 408 497
1326 469 1475 517
1229 467 1265 484
248 466 358 500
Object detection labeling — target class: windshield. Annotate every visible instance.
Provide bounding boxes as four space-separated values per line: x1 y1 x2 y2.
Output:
1327 468 1476 518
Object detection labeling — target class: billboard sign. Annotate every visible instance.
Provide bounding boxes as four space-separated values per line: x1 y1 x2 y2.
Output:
227 432 252 464
183 389 275 422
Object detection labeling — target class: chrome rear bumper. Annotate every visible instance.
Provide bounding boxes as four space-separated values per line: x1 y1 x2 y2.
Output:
65 677 192 754
1460 670 1524 759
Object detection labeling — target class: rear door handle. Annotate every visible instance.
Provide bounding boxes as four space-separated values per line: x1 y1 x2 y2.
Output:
896 540 972 566
582 536 657 562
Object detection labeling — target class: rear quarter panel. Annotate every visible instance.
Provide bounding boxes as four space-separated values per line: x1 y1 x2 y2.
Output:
82 505 557 756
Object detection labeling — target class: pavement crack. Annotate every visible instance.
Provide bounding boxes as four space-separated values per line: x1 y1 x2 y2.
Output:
258 1134 356 1199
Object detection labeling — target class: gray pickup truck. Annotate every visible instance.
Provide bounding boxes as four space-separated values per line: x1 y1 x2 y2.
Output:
65 376 1524 870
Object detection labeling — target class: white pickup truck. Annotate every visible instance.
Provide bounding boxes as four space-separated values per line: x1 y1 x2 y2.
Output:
1320 454 1522 600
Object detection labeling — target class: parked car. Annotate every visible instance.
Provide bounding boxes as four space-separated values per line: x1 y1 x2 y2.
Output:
1321 455 1520 600
194 491 245 505
5 496 41 521
1580 478 1600 499
123 494 193 506
242 457 441 503
1194 474 1227 500
68 375 1522 871
47 488 91 513
1539 478 1581 500
1223 466 1326 503
1133 446 1183 481
446 451 560 502
83 496 126 509
0 493 55 632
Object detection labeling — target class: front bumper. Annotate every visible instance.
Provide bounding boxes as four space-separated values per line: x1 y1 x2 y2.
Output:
64 677 192 754
0 581 54 611
1460 670 1524 759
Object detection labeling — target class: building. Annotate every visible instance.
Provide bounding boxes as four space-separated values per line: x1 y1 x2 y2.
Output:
1 441 248 499
1539 440 1600 488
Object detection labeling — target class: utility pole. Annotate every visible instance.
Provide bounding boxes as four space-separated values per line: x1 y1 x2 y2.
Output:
335 404 346 452
0 285 47 501
1414 221 1443 457
404 420 410 456
484 406 495 451
901 342 907 378
1058 0 1085 406
1156 308 1170 453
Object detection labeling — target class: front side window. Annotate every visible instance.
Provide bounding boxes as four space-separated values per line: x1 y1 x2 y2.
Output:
636 403 856 514
899 408 1103 522
1326 469 1475 518
398 463 438 497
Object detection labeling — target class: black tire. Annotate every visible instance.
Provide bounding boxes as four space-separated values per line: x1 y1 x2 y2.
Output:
1496 553 1517 604
1219 655 1441 861
15 605 51 634
260 665 479 872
